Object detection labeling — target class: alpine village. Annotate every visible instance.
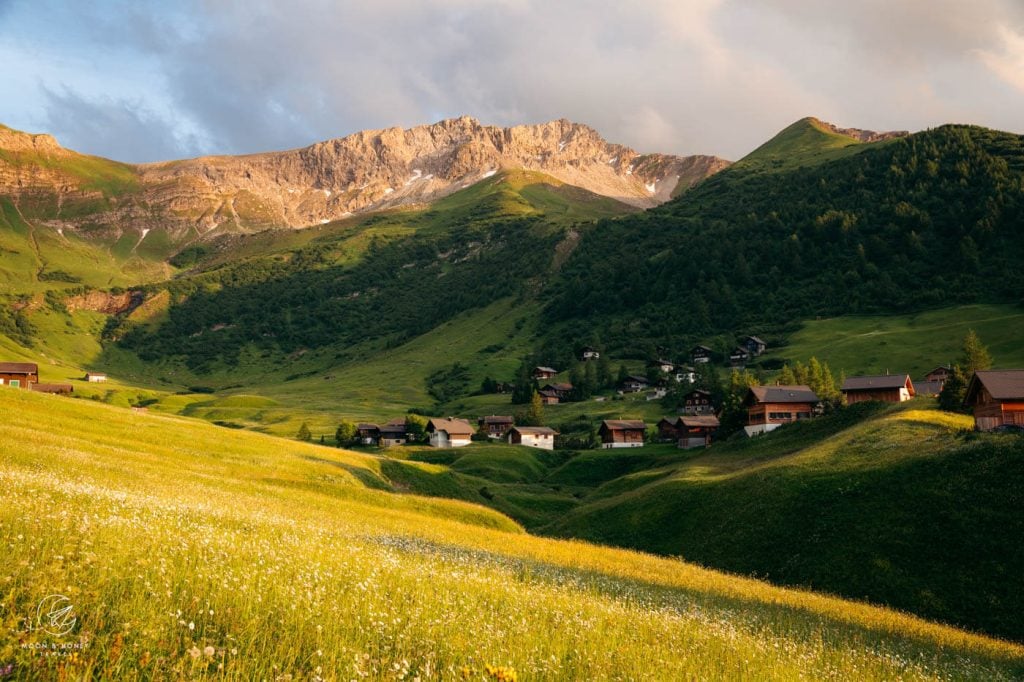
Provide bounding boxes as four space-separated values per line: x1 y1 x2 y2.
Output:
3 4 1024 679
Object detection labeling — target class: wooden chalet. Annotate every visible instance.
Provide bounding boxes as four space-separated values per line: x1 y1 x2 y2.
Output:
478 415 514 438
659 415 720 449
356 423 381 445
743 335 768 357
729 347 750 367
532 366 558 381
0 362 38 389
598 419 646 449
620 375 650 393
690 345 713 364
537 389 561 405
508 425 558 450
681 388 714 415
378 419 408 446
924 366 952 384
426 418 475 448
541 382 574 400
841 374 915 404
743 385 820 436
580 346 600 361
85 372 107 383
964 370 1024 431
30 383 73 395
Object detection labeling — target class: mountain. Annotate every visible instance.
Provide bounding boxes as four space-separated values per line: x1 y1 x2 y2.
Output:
0 117 729 248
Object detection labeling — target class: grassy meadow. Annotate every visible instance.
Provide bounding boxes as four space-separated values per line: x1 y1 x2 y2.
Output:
2 388 1024 680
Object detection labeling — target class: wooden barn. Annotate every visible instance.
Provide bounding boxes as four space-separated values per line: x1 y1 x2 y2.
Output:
0 362 39 388
743 385 820 436
478 415 514 438
378 419 408 446
841 374 915 404
598 420 646 449
532 366 559 381
657 415 719 448
964 370 1024 431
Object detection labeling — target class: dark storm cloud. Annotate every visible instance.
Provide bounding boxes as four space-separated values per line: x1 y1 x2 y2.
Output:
1 0 1021 163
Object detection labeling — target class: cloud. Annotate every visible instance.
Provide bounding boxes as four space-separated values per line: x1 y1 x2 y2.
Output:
1 0 1021 162
977 25 1024 93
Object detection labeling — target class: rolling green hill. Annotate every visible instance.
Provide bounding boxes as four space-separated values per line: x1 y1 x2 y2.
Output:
732 116 902 172
3 387 1023 680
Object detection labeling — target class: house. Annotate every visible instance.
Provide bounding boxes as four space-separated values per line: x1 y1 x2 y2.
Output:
647 359 676 374
541 382 574 400
680 388 714 415
508 425 558 450
356 423 381 445
580 346 600 361
743 385 820 437
841 374 915 404
533 366 559 381
0 362 39 389
85 372 107 383
478 415 514 438
743 335 768 357
656 417 683 441
645 388 667 401
678 415 720 449
620 375 650 393
426 418 475 448
729 347 750 367
924 366 952 384
30 383 73 395
599 420 646 448
674 365 697 384
537 389 561 405
378 419 408 447
691 345 713 364
963 370 1024 431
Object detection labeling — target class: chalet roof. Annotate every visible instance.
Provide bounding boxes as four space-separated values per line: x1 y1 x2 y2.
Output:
30 383 72 393
684 388 712 397
747 385 820 404
915 380 943 396
731 347 750 355
511 426 559 436
356 423 379 431
965 370 1024 402
601 419 647 431
745 335 767 345
691 345 713 353
479 415 514 424
841 374 914 391
378 423 406 435
680 415 720 428
427 418 475 436
543 382 573 391
0 362 38 374
924 365 952 376
538 389 560 398
85 371 107 376
534 366 558 373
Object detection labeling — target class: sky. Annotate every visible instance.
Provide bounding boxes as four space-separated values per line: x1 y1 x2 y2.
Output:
0 0 1021 163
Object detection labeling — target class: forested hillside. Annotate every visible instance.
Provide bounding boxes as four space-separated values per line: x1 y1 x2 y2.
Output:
543 124 1024 355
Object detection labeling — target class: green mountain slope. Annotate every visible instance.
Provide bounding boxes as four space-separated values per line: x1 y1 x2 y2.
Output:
3 387 1023 679
734 116 903 172
546 401 1024 642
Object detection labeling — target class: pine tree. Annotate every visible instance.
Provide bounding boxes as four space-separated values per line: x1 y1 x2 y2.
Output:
296 422 312 442
778 364 797 385
938 365 969 413
960 330 993 373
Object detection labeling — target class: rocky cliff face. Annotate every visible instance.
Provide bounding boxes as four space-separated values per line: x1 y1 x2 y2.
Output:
0 118 729 241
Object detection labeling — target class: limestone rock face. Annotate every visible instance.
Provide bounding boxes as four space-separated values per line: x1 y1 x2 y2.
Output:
0 117 731 239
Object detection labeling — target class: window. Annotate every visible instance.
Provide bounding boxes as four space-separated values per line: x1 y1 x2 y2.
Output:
768 411 792 420
9 380 20 388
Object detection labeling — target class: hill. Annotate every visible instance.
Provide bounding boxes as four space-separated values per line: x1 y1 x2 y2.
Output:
2 388 1023 679
546 401 1024 642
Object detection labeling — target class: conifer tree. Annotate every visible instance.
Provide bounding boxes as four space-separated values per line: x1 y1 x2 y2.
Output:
296 422 312 442
960 330 993 373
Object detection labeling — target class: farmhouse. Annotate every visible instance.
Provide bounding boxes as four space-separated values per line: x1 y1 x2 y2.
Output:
743 335 768 356
841 374 915 404
963 370 1024 431
690 345 713 364
357 423 380 445
85 372 107 383
378 419 408 446
681 388 714 415
533 366 558 381
678 415 719 449
508 425 558 450
0 362 39 388
620 375 650 393
743 385 820 437
31 383 73 395
729 347 750 367
478 415 514 438
599 420 646 448
426 418 475 448
580 346 600 361
540 382 574 400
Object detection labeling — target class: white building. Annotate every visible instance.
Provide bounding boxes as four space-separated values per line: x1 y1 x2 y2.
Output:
426 418 475 448
507 426 558 450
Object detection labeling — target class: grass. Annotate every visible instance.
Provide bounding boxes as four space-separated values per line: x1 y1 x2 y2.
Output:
731 117 897 173
547 400 1024 642
766 303 1024 377
2 388 1023 679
